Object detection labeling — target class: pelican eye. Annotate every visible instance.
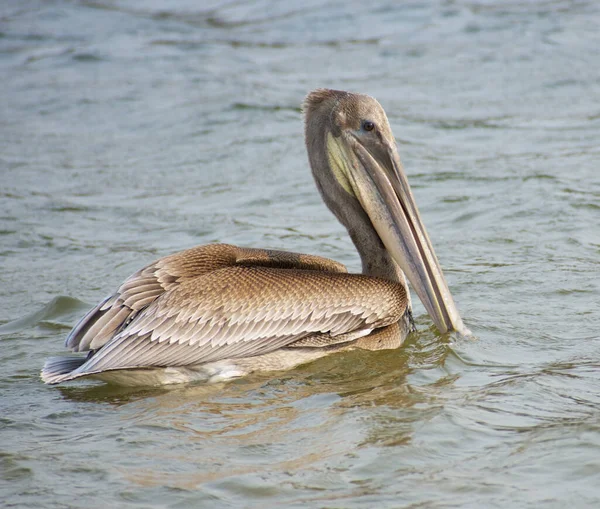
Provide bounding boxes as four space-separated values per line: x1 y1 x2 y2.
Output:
362 120 375 132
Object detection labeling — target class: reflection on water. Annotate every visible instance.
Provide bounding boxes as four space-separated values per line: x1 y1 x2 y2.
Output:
47 349 418 491
2 0 600 507
97 353 416 491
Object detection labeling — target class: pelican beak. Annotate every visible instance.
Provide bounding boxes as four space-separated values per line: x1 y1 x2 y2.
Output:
330 131 468 336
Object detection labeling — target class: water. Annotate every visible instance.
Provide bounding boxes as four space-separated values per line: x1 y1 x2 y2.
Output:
1 0 599 507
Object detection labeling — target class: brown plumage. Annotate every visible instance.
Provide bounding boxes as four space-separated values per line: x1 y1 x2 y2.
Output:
65 245 350 353
43 244 407 384
42 89 465 386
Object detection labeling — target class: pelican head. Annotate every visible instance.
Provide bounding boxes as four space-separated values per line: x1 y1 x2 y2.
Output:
304 89 467 335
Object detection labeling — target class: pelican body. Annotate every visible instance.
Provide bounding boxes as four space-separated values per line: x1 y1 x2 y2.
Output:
42 89 467 386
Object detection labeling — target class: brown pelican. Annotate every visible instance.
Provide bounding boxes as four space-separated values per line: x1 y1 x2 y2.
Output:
42 89 467 386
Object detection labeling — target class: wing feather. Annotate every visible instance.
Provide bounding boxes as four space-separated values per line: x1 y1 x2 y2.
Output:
65 244 243 352
57 243 406 382
67 265 406 377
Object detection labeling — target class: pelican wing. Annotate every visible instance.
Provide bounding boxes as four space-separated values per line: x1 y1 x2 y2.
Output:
66 265 407 377
65 244 348 353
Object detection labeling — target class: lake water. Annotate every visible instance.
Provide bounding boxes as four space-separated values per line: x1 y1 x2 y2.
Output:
1 1 600 507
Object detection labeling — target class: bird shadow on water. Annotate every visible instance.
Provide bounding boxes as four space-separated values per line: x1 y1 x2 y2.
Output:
51 329 458 455
54 382 176 406
41 332 462 493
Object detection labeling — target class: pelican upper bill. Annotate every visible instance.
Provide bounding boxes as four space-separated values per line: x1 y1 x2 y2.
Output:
42 89 466 386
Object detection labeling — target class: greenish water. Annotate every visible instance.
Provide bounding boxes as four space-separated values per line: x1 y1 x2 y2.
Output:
1 1 599 507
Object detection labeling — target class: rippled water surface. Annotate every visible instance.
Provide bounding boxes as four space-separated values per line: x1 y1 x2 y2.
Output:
2 1 600 507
